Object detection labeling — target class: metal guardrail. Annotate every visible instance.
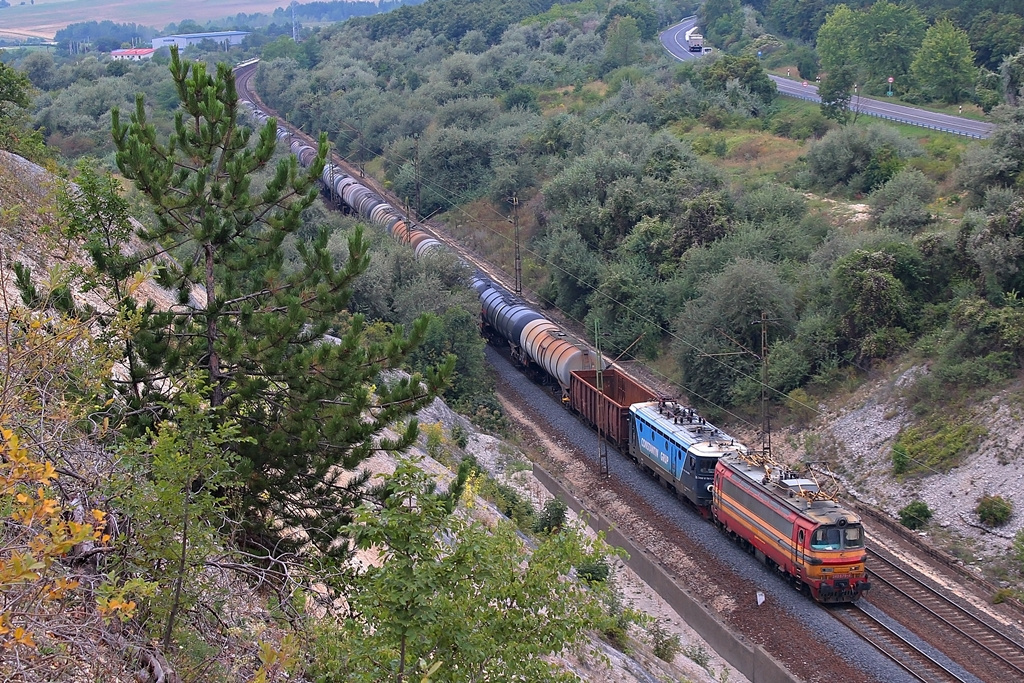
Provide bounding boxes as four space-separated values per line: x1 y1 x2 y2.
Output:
776 87 990 139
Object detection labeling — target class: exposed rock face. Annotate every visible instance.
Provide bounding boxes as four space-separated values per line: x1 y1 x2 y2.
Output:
0 150 201 312
815 362 1024 566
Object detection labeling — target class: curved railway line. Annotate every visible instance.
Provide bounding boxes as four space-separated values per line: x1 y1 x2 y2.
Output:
863 546 1024 681
234 59 1024 682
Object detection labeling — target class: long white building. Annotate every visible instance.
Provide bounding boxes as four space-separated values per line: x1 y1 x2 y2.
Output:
152 31 249 50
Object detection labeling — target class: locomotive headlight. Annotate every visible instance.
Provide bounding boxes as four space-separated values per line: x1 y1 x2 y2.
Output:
821 568 833 573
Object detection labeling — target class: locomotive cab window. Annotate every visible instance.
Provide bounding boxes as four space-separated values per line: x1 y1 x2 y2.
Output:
811 527 842 550
697 457 716 474
811 525 864 550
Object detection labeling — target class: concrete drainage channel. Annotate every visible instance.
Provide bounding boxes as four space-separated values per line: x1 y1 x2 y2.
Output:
532 463 797 683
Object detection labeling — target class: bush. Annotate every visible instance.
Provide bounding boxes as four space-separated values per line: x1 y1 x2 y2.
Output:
577 558 610 584
803 124 920 191
860 326 912 360
899 500 933 530
533 498 568 534
735 184 807 225
451 424 469 449
682 643 711 670
869 169 936 233
976 494 1013 526
891 417 986 476
649 621 682 662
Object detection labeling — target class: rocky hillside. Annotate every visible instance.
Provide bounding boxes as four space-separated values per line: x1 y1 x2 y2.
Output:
816 365 1024 581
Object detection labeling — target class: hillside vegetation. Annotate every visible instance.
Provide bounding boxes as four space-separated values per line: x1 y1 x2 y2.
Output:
5 0 1024 678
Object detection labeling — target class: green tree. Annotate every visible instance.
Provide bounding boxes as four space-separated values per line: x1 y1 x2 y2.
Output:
0 61 46 159
604 15 643 70
819 64 857 123
831 248 920 358
817 2 926 94
701 0 743 48
1001 48 1024 106
858 0 926 91
911 19 977 104
110 47 452 560
768 0 829 43
969 11 1024 72
673 258 796 407
314 457 609 682
816 4 860 74
600 1 660 41
702 55 777 104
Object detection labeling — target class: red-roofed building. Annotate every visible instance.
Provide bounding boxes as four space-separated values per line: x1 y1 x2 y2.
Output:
111 48 156 61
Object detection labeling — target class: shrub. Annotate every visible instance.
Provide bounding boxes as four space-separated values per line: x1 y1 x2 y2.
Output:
649 621 682 662
976 494 1013 526
891 417 986 476
859 326 912 360
533 498 568 534
735 184 807 225
785 387 818 424
577 558 610 583
804 124 920 191
481 479 535 529
451 424 469 449
682 643 712 670
899 500 933 529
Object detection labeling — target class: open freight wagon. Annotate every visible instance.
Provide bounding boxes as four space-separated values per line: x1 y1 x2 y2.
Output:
569 368 658 450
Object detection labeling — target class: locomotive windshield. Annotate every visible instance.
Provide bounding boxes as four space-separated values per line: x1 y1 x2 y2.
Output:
810 525 863 550
696 456 717 474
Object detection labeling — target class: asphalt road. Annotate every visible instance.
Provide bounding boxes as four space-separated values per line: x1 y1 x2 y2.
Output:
658 15 701 62
658 20 995 139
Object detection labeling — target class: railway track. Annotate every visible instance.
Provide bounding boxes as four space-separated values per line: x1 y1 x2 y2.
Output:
830 604 969 682
865 547 1024 681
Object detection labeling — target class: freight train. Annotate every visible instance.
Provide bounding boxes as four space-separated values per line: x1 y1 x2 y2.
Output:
237 72 869 603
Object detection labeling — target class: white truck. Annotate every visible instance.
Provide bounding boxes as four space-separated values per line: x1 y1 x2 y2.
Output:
684 27 704 52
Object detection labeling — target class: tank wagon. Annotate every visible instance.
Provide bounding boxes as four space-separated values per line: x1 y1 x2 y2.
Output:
237 77 870 604
713 455 870 602
471 272 603 393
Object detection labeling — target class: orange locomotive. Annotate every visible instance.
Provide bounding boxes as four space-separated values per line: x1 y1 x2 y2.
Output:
712 454 871 603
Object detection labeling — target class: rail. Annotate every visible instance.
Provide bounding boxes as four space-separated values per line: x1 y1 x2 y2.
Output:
867 547 1024 680
830 605 969 682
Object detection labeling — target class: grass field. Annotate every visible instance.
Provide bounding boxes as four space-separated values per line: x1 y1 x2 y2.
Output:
0 0 302 40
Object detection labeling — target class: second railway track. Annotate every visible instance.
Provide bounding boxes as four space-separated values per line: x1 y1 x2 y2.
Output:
831 604 970 682
864 546 1024 681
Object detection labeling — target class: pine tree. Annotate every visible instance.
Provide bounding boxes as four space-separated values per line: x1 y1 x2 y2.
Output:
111 47 453 558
